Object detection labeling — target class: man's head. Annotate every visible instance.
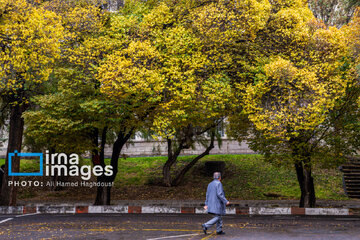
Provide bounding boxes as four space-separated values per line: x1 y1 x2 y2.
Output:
213 172 221 181
0 165 4 170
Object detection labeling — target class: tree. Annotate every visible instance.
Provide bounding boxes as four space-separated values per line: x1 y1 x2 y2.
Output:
24 0 148 205
99 0 272 186
229 0 351 207
167 0 271 188
322 8 360 159
0 0 63 205
154 0 271 186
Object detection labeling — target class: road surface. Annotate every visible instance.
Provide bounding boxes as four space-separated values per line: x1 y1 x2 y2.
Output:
0 213 359 239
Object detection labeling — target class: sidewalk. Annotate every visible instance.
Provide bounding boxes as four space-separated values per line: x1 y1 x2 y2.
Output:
2 199 360 216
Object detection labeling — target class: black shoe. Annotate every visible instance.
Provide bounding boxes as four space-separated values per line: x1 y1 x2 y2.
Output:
217 231 225 235
202 224 207 234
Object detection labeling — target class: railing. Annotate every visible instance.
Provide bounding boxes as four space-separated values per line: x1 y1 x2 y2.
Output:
340 156 360 199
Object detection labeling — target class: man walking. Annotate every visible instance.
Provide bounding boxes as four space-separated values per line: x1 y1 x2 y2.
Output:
202 172 229 235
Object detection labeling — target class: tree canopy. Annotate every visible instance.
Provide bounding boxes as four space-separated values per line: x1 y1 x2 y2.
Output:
1 0 359 207
229 0 358 207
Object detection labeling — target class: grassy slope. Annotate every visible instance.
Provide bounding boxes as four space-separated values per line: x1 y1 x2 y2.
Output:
0 154 348 201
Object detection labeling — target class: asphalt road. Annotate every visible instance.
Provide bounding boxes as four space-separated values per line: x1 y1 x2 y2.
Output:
0 213 360 240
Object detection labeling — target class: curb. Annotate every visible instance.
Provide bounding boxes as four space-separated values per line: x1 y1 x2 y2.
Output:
0 206 357 216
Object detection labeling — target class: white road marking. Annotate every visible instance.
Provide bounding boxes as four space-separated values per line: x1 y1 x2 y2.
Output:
0 212 40 224
15 213 40 218
147 233 200 240
0 218 13 224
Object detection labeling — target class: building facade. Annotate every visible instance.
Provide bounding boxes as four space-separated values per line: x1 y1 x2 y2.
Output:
0 129 254 158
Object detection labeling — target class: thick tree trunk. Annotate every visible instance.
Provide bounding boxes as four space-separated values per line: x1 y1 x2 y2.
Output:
162 162 173 187
294 157 316 208
171 131 215 186
94 182 111 205
303 162 316 207
294 162 305 207
0 103 26 206
94 129 132 205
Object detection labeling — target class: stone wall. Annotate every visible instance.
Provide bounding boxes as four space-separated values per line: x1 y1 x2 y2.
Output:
108 139 254 157
0 138 254 158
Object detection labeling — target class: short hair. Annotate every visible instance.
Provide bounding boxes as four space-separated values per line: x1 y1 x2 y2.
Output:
0 165 4 169
213 172 221 179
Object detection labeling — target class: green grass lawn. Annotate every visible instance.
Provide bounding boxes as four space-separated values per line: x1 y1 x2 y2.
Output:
0 154 348 201
0 158 41 173
111 154 347 200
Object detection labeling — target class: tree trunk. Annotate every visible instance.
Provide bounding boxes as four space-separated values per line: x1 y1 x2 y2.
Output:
303 161 316 207
171 130 215 186
94 182 111 205
294 157 316 208
162 161 173 187
163 138 174 187
94 127 106 205
162 138 183 187
0 103 26 206
94 129 132 205
294 162 305 207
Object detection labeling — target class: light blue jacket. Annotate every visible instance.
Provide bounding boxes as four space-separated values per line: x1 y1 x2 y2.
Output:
205 179 228 215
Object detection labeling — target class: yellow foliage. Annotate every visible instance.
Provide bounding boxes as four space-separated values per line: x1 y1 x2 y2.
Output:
190 0 271 44
244 57 330 137
98 40 164 109
344 8 360 66
98 1 242 137
269 0 307 13
140 3 174 34
240 0 350 139
0 0 64 93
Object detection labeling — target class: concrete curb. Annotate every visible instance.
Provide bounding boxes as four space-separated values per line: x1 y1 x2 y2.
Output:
0 206 358 216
